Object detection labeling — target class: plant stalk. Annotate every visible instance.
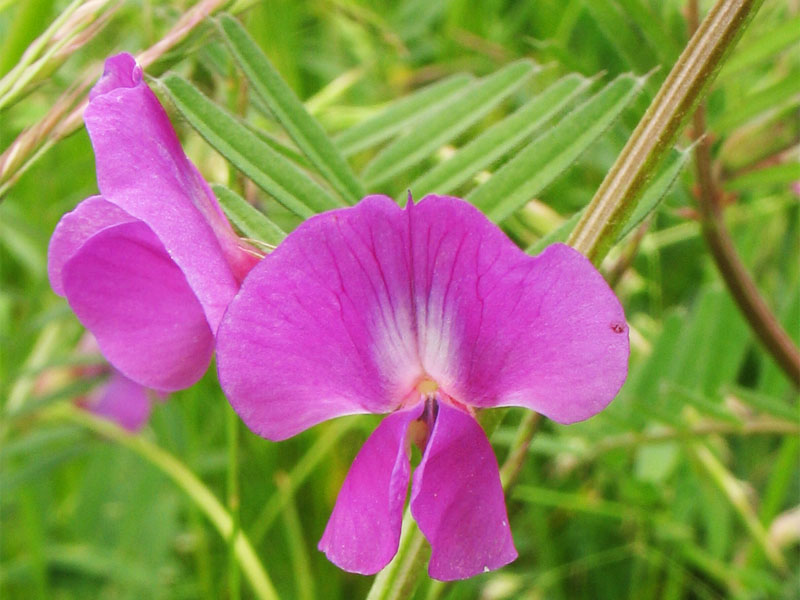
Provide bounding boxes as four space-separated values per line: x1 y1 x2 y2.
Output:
568 0 765 264
686 12 800 387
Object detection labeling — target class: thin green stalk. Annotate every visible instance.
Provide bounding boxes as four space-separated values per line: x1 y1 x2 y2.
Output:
275 472 316 600
44 403 280 600
251 419 354 545
568 0 765 263
365 511 431 600
690 441 787 573
226 405 242 600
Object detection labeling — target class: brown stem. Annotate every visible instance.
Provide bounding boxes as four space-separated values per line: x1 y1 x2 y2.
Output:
688 3 800 388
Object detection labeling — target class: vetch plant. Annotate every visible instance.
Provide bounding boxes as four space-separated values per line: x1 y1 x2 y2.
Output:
216 194 629 580
47 53 259 393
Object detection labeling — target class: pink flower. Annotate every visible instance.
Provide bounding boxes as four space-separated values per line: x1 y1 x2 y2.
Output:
73 333 161 432
48 53 258 391
83 369 155 432
217 195 629 580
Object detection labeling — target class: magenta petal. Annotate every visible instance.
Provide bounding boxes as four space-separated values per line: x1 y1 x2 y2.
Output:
410 402 516 581
62 220 213 390
89 53 140 99
319 405 422 574
409 196 629 424
217 195 418 441
84 53 249 330
47 196 136 296
88 369 152 432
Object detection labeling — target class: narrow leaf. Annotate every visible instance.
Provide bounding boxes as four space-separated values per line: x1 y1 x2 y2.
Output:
219 15 364 203
525 141 689 255
211 184 287 246
712 75 800 134
362 60 538 189
719 13 800 78
618 145 692 239
469 73 643 223
159 74 339 218
334 73 474 157
407 73 591 199
583 0 659 73
724 162 800 192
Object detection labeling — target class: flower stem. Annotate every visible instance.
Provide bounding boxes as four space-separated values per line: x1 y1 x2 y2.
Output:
690 441 787 572
365 510 431 600
687 5 800 387
43 402 280 600
226 404 242 600
567 0 765 264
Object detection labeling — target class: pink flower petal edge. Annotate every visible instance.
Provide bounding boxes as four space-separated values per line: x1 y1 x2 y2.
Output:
49 53 258 392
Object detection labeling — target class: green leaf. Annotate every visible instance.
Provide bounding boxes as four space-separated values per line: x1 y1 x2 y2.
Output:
334 73 475 157
712 75 800 134
582 0 658 73
159 74 339 218
525 139 689 255
469 73 643 223
219 15 364 203
613 0 682 64
618 145 692 239
406 73 591 199
211 184 286 246
718 13 800 79
362 60 537 189
724 162 800 192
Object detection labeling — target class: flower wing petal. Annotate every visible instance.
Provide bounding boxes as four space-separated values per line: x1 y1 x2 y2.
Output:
318 405 421 574
217 195 419 440
410 401 517 580
62 220 213 390
47 196 136 296
88 369 152 432
84 53 251 330
410 196 629 424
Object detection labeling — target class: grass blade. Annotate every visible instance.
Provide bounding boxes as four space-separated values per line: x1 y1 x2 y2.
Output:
362 60 537 189
469 73 643 223
219 14 364 203
159 74 339 218
406 73 591 199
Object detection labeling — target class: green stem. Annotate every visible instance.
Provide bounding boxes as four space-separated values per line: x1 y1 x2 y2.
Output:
365 511 431 600
567 0 765 264
45 403 280 600
226 405 242 600
690 441 787 572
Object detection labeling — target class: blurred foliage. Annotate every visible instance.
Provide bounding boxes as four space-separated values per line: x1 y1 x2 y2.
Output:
1 0 798 599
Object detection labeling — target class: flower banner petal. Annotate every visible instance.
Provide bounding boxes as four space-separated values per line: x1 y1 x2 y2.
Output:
84 53 251 330
47 196 136 296
63 220 213 390
409 196 629 424
319 405 422 574
217 195 420 441
410 401 516 580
